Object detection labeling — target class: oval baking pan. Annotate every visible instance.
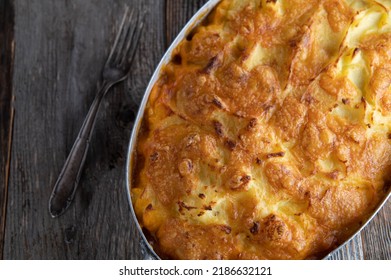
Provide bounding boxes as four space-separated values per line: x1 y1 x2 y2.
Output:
125 0 391 260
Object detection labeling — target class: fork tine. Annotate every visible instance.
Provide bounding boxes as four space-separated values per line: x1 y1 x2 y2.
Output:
106 6 131 66
113 9 137 65
120 11 145 67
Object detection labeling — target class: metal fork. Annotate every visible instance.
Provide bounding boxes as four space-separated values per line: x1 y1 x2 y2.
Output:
48 7 143 218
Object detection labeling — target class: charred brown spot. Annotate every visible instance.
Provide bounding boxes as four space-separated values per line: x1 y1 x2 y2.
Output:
220 225 232 234
387 133 391 140
266 0 277 3
256 157 262 164
198 211 205 217
186 29 196 41
178 201 197 213
213 120 224 137
231 174 252 190
247 118 258 130
150 152 159 162
185 134 200 147
212 97 224 109
203 205 213 211
204 55 221 74
262 104 274 113
172 53 182 65
198 193 206 199
263 214 286 241
276 225 284 235
342 98 350 105
361 97 367 109
225 140 236 150
266 152 285 158
353 47 360 57
146 204 153 211
250 222 260 234
241 175 251 184
178 158 193 176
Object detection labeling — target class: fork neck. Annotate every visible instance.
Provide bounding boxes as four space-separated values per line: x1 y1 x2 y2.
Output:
77 80 114 142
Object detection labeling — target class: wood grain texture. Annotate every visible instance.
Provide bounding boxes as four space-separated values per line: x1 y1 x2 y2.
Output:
165 0 208 46
361 201 391 260
328 200 391 260
3 0 165 259
327 236 364 260
0 0 390 260
0 0 14 260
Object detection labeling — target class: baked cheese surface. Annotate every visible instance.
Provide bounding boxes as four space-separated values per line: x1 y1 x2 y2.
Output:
132 0 391 259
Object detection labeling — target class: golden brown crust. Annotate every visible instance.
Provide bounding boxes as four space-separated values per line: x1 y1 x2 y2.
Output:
132 0 391 259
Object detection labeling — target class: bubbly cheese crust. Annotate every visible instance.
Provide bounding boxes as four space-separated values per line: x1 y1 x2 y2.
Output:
132 0 391 259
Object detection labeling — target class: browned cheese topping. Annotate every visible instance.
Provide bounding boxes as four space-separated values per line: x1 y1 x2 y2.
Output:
132 0 391 259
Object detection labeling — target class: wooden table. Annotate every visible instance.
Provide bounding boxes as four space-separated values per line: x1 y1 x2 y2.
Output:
0 0 390 260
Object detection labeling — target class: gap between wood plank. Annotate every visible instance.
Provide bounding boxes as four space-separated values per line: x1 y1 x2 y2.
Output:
1 105 14 260
0 0 15 260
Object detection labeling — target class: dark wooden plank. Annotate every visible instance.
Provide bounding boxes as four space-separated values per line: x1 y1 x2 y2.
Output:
0 0 14 260
165 0 209 46
3 0 165 259
329 200 391 260
361 201 391 260
327 236 364 260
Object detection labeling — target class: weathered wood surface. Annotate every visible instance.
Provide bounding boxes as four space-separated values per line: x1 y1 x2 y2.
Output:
0 0 390 260
0 0 14 260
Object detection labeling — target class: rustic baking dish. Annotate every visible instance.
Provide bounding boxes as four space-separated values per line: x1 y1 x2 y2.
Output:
126 0 391 260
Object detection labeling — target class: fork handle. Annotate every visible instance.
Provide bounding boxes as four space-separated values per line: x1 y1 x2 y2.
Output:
49 81 112 218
